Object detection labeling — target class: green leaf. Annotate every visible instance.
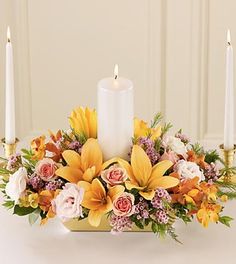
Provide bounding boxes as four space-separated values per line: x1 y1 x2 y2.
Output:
205 150 221 163
151 112 163 128
13 205 36 216
2 200 14 209
219 216 234 227
28 208 41 225
151 222 158 233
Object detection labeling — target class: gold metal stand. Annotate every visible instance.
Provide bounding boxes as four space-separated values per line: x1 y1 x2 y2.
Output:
1 138 19 158
219 144 236 182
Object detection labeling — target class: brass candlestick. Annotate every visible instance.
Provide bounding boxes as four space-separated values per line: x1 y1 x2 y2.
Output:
1 138 19 158
219 144 236 183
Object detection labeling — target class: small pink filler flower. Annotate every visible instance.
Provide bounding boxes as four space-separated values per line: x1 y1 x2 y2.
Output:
101 164 127 187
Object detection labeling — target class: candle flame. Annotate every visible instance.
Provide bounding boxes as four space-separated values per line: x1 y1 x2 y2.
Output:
227 29 231 45
7 26 11 42
114 64 118 79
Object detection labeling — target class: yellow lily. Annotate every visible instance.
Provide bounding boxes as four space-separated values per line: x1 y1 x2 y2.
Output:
69 107 97 138
134 118 161 140
197 202 222 228
56 138 103 183
78 179 125 227
104 145 179 200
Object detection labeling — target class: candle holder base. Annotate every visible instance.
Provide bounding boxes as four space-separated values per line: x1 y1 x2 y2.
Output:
1 138 19 159
219 144 236 183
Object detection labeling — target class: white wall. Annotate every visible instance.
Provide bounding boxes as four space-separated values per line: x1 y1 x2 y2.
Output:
0 0 236 147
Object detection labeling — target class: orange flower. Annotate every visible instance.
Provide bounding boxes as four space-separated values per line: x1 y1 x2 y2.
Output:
56 138 103 183
31 136 46 160
187 150 208 169
104 145 179 200
197 201 222 227
38 190 59 225
200 182 218 202
134 118 161 140
78 179 124 227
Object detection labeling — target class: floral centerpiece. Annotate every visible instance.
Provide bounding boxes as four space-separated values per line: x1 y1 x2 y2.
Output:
0 107 236 241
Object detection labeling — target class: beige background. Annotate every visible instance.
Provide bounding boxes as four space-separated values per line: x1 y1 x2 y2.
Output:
0 0 236 146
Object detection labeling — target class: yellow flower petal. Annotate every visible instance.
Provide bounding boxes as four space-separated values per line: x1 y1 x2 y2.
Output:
83 166 96 182
91 178 106 199
81 139 103 175
62 150 81 168
78 107 90 137
88 209 103 227
150 160 173 180
139 190 155 200
125 181 145 191
149 176 179 190
108 185 125 201
82 191 101 210
55 167 83 183
150 126 162 140
131 145 152 186
85 107 97 138
77 181 91 191
134 118 149 138
148 160 174 189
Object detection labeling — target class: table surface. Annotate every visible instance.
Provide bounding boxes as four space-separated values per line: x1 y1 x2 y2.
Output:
1 142 236 264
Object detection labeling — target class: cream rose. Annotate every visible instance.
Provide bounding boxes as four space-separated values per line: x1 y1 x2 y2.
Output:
175 160 205 182
113 192 135 217
101 164 127 187
162 135 187 157
52 183 84 221
35 158 57 181
5 167 28 203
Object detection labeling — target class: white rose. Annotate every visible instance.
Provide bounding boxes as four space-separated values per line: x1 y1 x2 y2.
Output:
5 167 28 203
163 135 187 156
175 160 205 182
52 183 84 222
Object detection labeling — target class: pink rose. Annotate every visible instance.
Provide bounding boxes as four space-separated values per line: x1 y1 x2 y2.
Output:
113 192 135 217
101 164 127 187
159 151 179 164
35 158 57 181
52 183 84 221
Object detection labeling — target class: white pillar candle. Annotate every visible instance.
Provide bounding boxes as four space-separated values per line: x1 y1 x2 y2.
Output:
97 65 134 160
5 27 15 144
224 30 234 150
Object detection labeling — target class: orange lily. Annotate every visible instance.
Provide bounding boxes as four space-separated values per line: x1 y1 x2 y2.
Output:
69 107 97 138
56 138 103 183
197 201 222 228
104 145 179 200
38 190 59 225
31 135 46 160
134 118 161 140
78 179 124 227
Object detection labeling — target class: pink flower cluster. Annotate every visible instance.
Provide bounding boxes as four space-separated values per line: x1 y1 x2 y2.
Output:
134 197 149 219
110 213 133 234
151 188 171 209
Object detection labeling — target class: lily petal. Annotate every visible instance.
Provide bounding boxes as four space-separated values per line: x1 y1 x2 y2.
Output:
131 145 152 186
139 190 155 200
77 181 91 191
108 185 125 201
62 150 81 168
149 176 179 190
83 166 96 182
125 181 145 191
91 178 106 199
81 139 103 175
88 209 103 227
55 167 83 183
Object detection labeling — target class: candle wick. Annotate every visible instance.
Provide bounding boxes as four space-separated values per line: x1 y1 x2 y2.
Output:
7 37 10 43
114 75 118 80
228 41 231 46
